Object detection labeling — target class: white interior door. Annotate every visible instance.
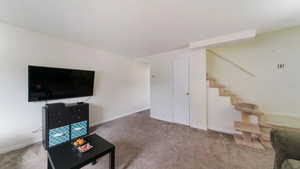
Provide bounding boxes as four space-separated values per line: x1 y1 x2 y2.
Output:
173 57 190 125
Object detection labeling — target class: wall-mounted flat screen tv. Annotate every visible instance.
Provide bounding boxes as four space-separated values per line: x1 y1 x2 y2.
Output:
28 65 95 102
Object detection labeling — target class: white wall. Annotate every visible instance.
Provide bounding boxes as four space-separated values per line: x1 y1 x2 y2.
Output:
147 50 186 122
146 48 207 129
189 49 207 130
0 23 150 153
207 86 241 134
207 26 300 128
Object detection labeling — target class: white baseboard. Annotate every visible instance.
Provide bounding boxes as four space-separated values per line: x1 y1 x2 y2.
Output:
207 126 237 135
150 114 209 131
0 137 42 154
190 124 207 131
150 114 174 124
0 107 150 154
90 107 150 127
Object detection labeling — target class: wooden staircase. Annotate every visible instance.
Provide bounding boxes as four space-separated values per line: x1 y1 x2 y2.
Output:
206 75 271 150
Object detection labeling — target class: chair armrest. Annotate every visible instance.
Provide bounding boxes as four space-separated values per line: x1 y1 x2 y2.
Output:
271 129 300 160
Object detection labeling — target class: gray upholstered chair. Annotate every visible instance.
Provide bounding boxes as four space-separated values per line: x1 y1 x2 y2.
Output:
271 129 300 169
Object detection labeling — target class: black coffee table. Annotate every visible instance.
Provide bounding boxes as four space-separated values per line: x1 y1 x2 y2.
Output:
47 134 115 169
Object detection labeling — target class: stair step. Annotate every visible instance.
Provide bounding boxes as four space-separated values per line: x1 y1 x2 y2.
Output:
260 132 271 141
231 96 241 105
260 140 272 149
234 121 261 135
235 107 263 115
234 134 265 150
206 77 215 81
235 102 258 110
209 81 224 88
206 77 225 89
208 79 216 85
220 89 232 96
209 81 215 87
234 103 262 115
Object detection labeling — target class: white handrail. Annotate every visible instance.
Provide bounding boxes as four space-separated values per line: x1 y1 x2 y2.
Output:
207 49 256 77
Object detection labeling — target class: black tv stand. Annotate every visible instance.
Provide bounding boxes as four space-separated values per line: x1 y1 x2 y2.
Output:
42 102 89 150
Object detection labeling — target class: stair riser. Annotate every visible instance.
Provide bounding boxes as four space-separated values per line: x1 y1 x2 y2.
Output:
208 80 224 88
234 134 265 150
260 133 271 141
231 96 241 105
220 91 232 96
234 121 261 135
208 80 216 86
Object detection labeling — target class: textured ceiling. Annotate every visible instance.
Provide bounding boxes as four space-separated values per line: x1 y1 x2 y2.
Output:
0 0 300 57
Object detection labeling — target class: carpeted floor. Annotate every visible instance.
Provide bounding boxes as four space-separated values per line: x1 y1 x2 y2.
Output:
0 110 274 169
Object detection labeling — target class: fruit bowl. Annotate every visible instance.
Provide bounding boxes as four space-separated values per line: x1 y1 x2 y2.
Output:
73 138 86 147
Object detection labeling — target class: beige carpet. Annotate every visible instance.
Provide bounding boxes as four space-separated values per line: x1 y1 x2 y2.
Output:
0 110 274 169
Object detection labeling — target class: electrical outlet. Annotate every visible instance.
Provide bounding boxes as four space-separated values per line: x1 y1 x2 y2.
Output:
32 127 42 134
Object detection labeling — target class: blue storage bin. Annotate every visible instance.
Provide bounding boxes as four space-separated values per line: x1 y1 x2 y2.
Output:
48 125 70 147
71 121 88 139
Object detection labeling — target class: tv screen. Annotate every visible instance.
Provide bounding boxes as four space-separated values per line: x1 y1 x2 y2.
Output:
28 66 95 102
